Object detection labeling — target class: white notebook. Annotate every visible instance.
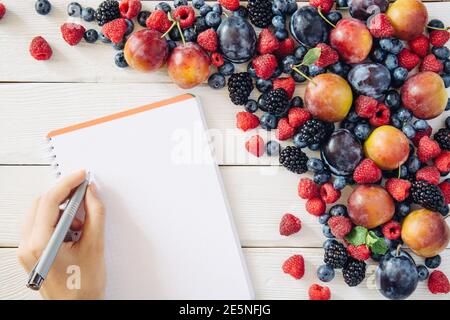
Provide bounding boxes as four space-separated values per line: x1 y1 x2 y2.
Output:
46 94 254 300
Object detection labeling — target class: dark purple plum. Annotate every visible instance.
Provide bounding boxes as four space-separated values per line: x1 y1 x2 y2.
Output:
347 63 391 99
217 16 256 63
290 6 329 48
348 0 389 21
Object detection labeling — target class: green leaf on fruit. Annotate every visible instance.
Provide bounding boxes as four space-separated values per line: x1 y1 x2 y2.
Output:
301 48 321 66
366 231 388 255
365 230 379 247
345 226 368 246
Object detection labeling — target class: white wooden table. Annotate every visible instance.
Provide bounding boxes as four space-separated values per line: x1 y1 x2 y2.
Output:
0 0 449 300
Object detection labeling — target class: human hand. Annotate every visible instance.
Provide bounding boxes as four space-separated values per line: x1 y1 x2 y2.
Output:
18 170 106 300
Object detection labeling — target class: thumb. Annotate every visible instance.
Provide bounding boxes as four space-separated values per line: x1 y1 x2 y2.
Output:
80 183 105 248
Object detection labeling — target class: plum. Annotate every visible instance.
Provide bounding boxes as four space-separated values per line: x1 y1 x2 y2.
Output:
217 16 256 63
386 0 428 41
347 63 391 99
290 6 329 48
348 0 389 21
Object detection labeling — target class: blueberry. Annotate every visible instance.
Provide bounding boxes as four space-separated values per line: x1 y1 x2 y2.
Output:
83 29 98 43
272 0 288 15
169 27 182 41
319 214 330 225
402 124 416 139
192 0 205 9
336 0 348 8
439 205 449 216
326 11 342 25
205 11 221 28
425 255 441 269
208 73 226 89
327 61 351 78
256 78 273 93
257 93 268 111
290 96 303 108
35 0 51 15
383 54 398 70
125 19 134 36
346 110 360 123
384 238 403 249
417 265 429 281
371 48 387 63
407 156 421 173
333 176 347 191
396 108 412 123
67 2 82 17
380 38 403 54
392 67 408 84
293 133 308 148
442 74 450 89
322 225 334 238
281 55 299 74
233 6 248 18
294 45 308 60
99 32 111 44
266 141 281 156
212 3 222 14
183 27 197 42
323 239 337 250
445 61 450 74
245 100 258 113
354 123 371 140
291 66 308 83
390 114 402 129
274 29 288 41
112 38 126 50
167 39 177 51
219 62 234 76
260 112 278 130
174 0 188 7
314 171 331 185
427 19 445 31
271 66 282 79
308 64 326 77
395 201 410 217
432 46 450 60
307 158 325 173
137 11 151 27
156 2 171 13
286 0 298 14
446 99 450 112
194 16 208 33
114 51 128 68
413 119 428 131
384 90 401 110
317 264 335 282
446 115 450 129
309 143 320 151
81 7 95 22
200 4 212 17
272 15 285 30
329 204 347 217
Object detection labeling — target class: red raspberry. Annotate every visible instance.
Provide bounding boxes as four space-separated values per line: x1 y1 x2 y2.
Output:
298 178 320 200
275 38 295 58
320 182 341 204
306 197 326 217
418 136 441 163
282 255 305 279
219 0 240 11
309 0 334 14
146 10 172 33
438 181 450 204
236 112 259 132
60 23 85 46
382 220 402 240
288 108 311 128
315 43 339 68
245 135 265 157
102 18 127 44
355 95 378 118
279 213 302 236
29 36 53 61
353 159 382 184
257 29 279 54
328 216 352 238
273 76 295 99
385 178 411 202
276 118 295 141
412 126 432 147
211 52 224 67
119 0 141 19
367 13 394 38
434 151 450 173
197 29 217 52
369 103 390 127
428 270 450 294
420 54 444 73
347 244 371 261
173 6 195 29
252 54 278 80
429 30 449 47
408 35 430 58
416 166 440 185
398 48 420 71
0 3 6 20
308 284 331 300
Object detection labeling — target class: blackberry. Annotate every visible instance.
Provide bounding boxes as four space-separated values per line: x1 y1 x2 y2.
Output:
266 89 289 116
324 241 348 269
343 258 366 287
227 72 254 105
279 146 308 174
296 119 329 146
410 180 445 212
95 0 120 26
434 128 450 151
248 0 273 28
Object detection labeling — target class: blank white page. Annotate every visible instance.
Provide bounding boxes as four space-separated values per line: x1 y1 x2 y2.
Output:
47 94 254 299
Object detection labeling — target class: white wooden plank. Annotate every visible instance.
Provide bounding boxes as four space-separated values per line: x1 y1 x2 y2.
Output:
1 248 449 300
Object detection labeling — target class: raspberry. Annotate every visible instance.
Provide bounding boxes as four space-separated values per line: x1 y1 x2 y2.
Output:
279 213 301 236
429 30 449 47
382 220 402 240
320 182 341 204
119 0 141 19
367 13 394 38
273 76 295 99
60 23 86 46
276 118 295 141
29 36 53 61
0 3 5 20
257 29 279 54
211 52 224 67
102 18 127 43
420 54 444 73
418 136 441 163
385 178 411 202
288 108 311 128
408 34 429 58
428 270 450 294
355 95 378 118
275 38 295 58
309 0 334 14
219 0 240 11
236 112 259 132
197 29 217 52
347 244 370 261
353 159 382 184
434 151 450 173
369 103 390 127
412 126 432 147
328 216 352 238
298 178 320 200
173 6 195 29
245 135 265 157
282 255 305 279
438 181 450 204
146 10 172 33
416 166 440 185
398 48 420 71
315 43 339 68
306 197 326 217
252 54 278 80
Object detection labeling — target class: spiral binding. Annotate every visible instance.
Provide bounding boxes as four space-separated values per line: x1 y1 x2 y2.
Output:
45 137 61 177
